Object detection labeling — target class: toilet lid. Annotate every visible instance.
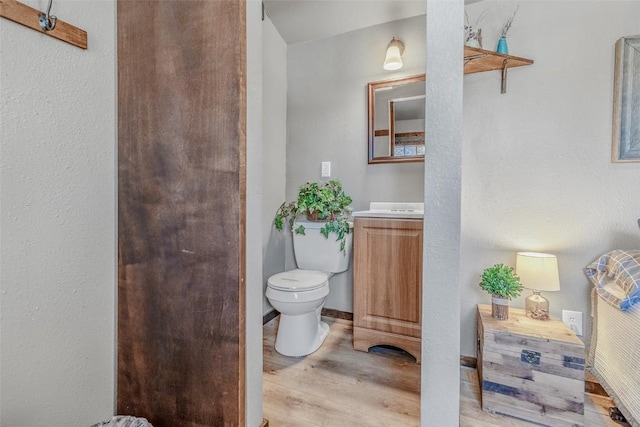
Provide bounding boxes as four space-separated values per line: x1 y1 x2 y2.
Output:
268 269 329 291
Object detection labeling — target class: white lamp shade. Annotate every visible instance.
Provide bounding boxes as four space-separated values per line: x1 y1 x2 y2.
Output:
383 38 404 71
383 46 403 70
516 252 560 292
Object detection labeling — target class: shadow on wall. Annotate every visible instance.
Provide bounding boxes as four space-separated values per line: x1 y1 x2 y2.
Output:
263 226 287 314
606 229 640 251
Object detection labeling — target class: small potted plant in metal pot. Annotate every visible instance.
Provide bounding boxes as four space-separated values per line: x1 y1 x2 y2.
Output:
479 263 523 320
274 179 352 253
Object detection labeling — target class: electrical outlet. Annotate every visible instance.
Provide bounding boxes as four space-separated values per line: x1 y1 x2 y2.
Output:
562 310 583 336
321 161 331 178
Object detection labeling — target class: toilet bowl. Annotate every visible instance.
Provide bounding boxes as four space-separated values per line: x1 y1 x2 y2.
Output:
267 269 331 357
266 219 353 357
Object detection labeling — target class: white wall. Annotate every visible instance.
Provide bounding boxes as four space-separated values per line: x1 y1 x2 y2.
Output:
262 14 288 315
286 15 426 312
0 1 116 425
461 0 640 355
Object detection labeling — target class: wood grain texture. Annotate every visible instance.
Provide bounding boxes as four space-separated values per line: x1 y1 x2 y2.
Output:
463 46 533 74
353 326 421 363
585 370 609 397
264 317 420 427
389 99 396 152
264 317 622 427
477 305 585 427
117 1 246 425
611 36 625 162
321 307 353 321
353 218 422 360
460 355 478 369
462 355 607 395
0 0 87 48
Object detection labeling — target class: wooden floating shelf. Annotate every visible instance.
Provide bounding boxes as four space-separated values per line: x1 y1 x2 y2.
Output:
463 46 534 93
464 46 533 74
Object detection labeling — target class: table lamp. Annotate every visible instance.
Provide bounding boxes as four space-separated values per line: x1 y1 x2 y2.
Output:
516 252 560 320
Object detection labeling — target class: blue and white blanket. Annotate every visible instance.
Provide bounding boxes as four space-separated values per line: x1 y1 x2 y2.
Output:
585 249 640 311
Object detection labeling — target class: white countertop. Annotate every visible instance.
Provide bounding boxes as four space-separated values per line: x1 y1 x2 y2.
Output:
352 202 424 219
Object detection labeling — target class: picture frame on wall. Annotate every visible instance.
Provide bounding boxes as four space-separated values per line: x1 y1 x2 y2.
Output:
612 35 640 162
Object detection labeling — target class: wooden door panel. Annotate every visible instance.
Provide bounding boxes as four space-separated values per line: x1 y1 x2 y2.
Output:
364 228 422 323
354 218 422 338
117 1 246 425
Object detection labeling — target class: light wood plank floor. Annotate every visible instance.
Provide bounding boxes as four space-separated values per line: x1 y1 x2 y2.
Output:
263 316 627 427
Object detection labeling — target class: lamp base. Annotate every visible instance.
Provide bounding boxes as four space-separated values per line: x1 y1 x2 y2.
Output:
525 291 550 320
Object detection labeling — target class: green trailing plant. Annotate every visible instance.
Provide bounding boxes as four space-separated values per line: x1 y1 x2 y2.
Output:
274 179 353 253
478 263 523 300
274 201 297 231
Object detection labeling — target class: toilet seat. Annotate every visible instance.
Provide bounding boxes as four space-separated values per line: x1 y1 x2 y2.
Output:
267 269 329 292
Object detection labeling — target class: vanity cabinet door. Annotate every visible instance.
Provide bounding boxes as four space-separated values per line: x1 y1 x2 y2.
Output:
353 217 422 361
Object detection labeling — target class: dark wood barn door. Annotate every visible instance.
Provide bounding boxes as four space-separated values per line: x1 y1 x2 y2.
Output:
117 1 246 425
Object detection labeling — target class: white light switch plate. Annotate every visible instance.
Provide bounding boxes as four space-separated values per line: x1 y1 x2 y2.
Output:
321 161 331 177
562 310 583 336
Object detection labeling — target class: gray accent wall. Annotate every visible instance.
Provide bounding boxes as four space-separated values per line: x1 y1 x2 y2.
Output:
286 15 427 312
262 15 288 315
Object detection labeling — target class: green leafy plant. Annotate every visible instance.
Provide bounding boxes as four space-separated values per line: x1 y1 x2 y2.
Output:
478 264 523 300
274 179 353 253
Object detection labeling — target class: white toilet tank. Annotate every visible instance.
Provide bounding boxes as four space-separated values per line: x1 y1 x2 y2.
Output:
292 220 353 273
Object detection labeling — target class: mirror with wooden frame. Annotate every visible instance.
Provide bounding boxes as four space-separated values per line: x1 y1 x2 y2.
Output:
368 74 426 164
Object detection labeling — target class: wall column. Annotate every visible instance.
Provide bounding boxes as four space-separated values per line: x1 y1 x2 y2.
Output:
421 1 463 425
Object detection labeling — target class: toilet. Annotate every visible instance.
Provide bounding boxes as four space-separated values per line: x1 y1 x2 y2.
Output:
266 219 353 357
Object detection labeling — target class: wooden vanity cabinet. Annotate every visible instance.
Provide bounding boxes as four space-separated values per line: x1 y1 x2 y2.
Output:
353 217 423 362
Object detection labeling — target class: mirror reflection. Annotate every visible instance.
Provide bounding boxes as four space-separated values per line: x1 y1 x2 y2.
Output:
368 74 426 164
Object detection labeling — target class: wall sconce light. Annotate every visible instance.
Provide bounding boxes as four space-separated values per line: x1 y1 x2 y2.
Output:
516 252 560 321
383 37 405 71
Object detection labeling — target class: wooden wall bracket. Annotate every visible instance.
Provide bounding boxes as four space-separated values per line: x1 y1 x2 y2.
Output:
0 0 87 49
501 59 509 94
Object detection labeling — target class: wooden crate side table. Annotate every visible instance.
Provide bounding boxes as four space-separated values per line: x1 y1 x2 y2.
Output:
477 304 585 426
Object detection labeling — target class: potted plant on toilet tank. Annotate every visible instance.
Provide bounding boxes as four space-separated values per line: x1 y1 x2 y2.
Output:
274 179 353 253
479 263 523 320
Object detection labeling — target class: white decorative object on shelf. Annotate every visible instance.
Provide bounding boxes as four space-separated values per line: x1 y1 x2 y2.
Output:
464 9 487 48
